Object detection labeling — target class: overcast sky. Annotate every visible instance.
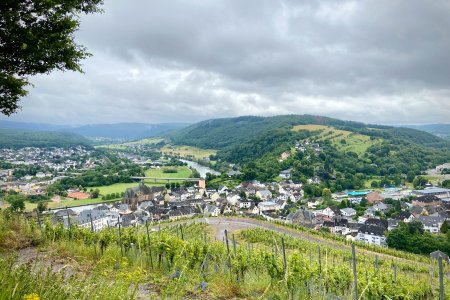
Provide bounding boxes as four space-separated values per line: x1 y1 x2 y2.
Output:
3 0 450 125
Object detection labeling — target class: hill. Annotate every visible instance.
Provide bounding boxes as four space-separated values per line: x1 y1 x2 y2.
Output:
400 124 450 139
0 120 189 141
168 115 450 186
169 115 447 150
0 128 92 148
62 122 188 141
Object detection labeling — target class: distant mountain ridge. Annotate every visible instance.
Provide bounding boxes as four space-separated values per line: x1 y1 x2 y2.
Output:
399 124 450 139
0 120 189 141
0 128 92 149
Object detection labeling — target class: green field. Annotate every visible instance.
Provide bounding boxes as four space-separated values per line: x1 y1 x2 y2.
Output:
293 124 381 156
161 145 216 160
144 166 192 178
88 166 192 196
92 182 145 195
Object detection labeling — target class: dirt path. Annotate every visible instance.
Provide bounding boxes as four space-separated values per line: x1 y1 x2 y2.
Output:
14 247 85 278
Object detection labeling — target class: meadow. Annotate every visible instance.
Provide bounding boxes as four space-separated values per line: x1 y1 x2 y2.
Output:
161 145 217 160
292 124 381 156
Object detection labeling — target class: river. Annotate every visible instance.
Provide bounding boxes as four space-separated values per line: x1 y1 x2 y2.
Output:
180 159 220 177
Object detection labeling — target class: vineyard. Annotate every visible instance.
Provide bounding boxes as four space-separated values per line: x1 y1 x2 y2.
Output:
0 212 449 299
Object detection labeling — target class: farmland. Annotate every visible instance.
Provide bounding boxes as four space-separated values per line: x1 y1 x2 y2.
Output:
161 145 216 160
292 124 381 156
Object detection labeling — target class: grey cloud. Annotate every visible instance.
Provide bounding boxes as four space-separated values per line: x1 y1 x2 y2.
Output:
3 0 450 125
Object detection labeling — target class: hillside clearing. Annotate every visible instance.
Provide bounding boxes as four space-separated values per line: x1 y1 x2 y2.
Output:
161 145 216 160
292 124 381 156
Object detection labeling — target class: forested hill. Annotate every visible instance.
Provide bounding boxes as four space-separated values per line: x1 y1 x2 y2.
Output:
0 120 189 141
0 128 92 149
168 115 450 186
169 115 448 150
400 124 450 140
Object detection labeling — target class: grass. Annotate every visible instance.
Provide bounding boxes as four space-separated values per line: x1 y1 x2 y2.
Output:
161 145 216 160
292 124 381 156
144 166 192 179
91 182 144 195
207 177 241 189
84 166 192 198
1 214 444 299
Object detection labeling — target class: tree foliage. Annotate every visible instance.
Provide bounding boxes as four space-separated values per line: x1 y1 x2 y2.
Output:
0 0 103 115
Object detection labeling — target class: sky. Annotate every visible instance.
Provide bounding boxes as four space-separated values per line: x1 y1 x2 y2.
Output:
3 0 450 125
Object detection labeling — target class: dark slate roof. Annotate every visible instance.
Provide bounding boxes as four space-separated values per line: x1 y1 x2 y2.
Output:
124 183 151 199
358 224 386 236
415 195 441 203
364 218 388 229
55 208 77 217
393 211 413 221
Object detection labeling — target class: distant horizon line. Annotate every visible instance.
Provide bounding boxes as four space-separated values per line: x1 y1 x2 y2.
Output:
1 114 450 127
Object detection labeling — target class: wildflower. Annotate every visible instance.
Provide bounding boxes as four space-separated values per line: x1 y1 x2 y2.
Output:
24 294 40 300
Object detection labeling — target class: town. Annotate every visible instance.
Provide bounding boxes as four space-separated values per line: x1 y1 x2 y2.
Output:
2 143 450 250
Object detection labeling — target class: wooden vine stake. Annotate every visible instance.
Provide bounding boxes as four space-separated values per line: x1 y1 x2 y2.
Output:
351 244 358 300
439 256 444 300
118 216 124 257
145 220 153 268
282 237 287 275
224 230 231 267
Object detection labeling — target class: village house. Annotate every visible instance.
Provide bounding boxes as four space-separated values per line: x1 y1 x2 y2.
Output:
256 189 272 200
76 209 109 232
321 206 340 218
258 201 280 212
366 191 384 204
393 211 415 223
340 207 356 217
204 205 220 217
357 224 387 247
412 195 442 207
279 169 292 179
417 216 445 233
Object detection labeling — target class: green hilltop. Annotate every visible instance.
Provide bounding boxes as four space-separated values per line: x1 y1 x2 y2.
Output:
168 115 450 186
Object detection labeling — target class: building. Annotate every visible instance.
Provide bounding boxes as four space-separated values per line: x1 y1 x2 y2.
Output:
356 225 387 247
279 169 292 179
322 206 340 218
417 216 445 233
340 208 356 217
413 187 450 199
76 209 109 232
256 189 272 200
258 201 280 212
366 192 384 204
412 195 442 207
393 211 415 223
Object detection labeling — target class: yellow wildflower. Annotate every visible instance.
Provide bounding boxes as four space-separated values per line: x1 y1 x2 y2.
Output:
24 294 40 300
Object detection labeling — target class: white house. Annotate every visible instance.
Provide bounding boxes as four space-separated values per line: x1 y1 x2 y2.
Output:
417 216 445 233
322 207 339 218
356 225 387 247
340 208 356 217
77 209 109 232
256 189 272 200
204 205 220 217
258 201 280 212
237 199 252 209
